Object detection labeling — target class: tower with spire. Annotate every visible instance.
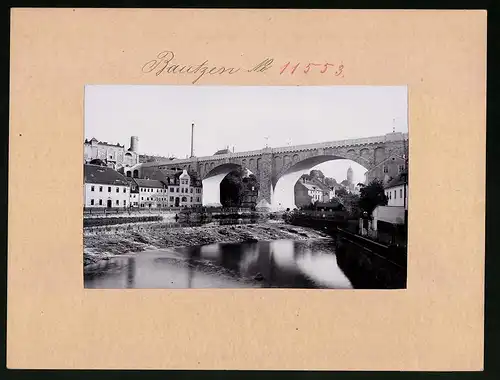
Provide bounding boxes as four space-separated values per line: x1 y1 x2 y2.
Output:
347 166 353 184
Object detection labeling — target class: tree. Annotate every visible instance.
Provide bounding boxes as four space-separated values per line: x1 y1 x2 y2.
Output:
358 179 388 216
335 187 348 198
220 168 259 207
340 193 362 217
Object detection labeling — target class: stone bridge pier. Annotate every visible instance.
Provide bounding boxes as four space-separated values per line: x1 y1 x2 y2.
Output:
254 148 273 210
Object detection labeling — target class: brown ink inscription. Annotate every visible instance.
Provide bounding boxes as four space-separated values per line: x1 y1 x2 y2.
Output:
142 51 344 83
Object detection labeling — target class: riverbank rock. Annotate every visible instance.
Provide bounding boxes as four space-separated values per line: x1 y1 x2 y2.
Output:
83 222 331 266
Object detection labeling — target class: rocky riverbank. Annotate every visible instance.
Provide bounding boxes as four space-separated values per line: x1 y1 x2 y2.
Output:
84 222 331 267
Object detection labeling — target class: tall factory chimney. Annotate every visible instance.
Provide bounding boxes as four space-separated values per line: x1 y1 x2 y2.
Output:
130 136 139 152
190 123 195 157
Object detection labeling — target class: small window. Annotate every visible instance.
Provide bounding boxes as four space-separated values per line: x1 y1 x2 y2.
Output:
181 196 187 202
400 189 403 198
170 187 174 192
190 188 193 193
398 164 404 173
123 188 126 193
190 197 193 202
108 186 111 192
99 186 103 192
141 197 143 200
116 200 119 205
90 199 94 205
99 199 103 205
170 196 174 201
176 188 179 193
383 165 388 173
91 186 95 191
116 187 119 193
123 200 126 205
394 190 397 199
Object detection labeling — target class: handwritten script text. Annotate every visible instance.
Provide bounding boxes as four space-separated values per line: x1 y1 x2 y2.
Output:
142 51 344 83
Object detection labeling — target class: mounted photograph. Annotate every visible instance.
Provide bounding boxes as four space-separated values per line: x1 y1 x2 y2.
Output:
83 85 408 289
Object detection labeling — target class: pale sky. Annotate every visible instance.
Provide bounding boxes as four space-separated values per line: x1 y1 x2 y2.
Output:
85 85 407 184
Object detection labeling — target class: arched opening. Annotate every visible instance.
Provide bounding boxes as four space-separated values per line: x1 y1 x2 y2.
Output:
272 155 368 211
202 163 256 207
126 171 131 177
133 169 139 178
220 167 259 208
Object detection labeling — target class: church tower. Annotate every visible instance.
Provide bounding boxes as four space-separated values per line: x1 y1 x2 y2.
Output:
347 166 353 184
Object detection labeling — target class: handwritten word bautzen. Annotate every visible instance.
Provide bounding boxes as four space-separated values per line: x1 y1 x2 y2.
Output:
142 51 241 84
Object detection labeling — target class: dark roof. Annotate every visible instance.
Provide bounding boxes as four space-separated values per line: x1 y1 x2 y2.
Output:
84 164 129 186
214 148 230 155
385 173 408 189
134 179 167 188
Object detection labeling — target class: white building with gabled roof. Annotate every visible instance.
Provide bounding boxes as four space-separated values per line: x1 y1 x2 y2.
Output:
84 164 130 208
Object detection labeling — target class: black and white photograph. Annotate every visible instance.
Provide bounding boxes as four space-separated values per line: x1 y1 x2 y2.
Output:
83 85 408 289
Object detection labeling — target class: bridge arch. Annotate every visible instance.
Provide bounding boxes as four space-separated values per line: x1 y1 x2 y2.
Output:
272 155 369 211
202 163 254 207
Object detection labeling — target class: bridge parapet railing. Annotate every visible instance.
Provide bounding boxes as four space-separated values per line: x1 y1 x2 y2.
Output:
141 133 409 167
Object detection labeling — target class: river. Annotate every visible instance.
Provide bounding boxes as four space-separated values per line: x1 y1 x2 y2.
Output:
84 238 354 289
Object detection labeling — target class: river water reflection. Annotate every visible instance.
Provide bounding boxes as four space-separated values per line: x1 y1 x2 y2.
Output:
84 238 353 289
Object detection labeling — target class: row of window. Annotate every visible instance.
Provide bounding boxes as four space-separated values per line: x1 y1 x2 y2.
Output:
140 196 201 202
383 164 405 174
386 188 404 200
139 187 201 194
89 199 127 206
90 185 128 193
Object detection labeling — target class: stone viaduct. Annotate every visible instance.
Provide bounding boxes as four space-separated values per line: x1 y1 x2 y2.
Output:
140 132 408 211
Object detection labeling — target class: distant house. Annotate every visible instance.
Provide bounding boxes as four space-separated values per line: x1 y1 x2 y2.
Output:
84 164 130 208
135 169 203 208
121 163 143 179
384 172 408 209
124 177 140 208
294 177 330 207
364 154 407 185
134 178 169 209
372 172 409 235
214 148 231 155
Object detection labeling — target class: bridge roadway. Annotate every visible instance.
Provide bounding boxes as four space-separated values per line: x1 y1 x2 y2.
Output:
139 132 408 211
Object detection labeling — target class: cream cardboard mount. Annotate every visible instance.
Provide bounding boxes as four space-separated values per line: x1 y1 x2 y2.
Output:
8 9 486 370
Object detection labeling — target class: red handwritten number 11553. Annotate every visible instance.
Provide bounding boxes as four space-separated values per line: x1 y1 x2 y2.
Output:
280 62 344 76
